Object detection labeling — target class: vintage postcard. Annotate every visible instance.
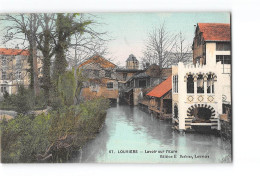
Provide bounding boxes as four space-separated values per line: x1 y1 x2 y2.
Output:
0 12 232 163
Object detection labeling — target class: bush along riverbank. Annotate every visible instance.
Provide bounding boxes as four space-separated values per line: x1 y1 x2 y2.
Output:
0 97 110 163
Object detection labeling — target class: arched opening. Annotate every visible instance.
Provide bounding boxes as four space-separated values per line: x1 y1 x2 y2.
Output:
197 74 204 93
174 105 178 119
207 74 215 93
187 104 215 123
187 75 194 93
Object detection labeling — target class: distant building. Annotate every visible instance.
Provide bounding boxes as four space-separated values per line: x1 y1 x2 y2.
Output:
122 64 172 106
78 54 119 103
126 54 139 69
0 48 42 99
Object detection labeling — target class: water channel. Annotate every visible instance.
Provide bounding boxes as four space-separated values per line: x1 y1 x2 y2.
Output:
75 104 231 163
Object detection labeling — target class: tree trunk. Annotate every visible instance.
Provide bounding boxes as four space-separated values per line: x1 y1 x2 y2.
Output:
32 14 40 96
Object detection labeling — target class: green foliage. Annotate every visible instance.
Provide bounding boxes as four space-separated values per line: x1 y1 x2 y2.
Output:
74 68 88 104
1 85 46 113
1 114 51 163
50 70 77 110
0 92 16 110
57 70 76 106
1 97 110 163
53 13 92 78
10 86 34 114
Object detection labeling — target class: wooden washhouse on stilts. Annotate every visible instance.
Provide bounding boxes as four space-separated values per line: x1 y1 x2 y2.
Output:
146 76 172 119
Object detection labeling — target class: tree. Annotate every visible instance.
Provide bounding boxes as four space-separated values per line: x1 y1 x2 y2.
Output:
0 14 40 96
166 32 192 66
1 13 108 105
35 13 56 102
141 23 178 68
58 13 109 104
52 13 92 80
69 33 108 104
141 24 192 69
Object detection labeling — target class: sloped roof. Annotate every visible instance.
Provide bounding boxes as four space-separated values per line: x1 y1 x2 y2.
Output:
0 48 29 56
78 54 117 68
126 54 138 62
147 76 172 98
198 23 230 41
132 72 149 79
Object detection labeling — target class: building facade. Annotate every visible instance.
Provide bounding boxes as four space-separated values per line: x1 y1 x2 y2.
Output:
126 54 139 70
146 76 172 119
78 55 119 102
122 63 172 106
172 23 231 132
0 48 42 99
193 23 231 110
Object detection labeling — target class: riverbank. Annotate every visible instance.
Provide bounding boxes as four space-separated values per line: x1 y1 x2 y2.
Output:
0 97 110 163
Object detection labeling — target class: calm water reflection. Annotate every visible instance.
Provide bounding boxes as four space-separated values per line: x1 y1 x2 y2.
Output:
77 105 231 163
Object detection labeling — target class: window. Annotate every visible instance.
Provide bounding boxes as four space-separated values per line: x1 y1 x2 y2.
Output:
93 70 99 77
207 74 215 94
16 71 22 80
197 75 204 93
0 85 7 93
195 58 200 65
216 55 231 64
123 73 127 81
16 56 22 69
2 56 7 66
216 55 231 73
173 75 178 93
138 79 146 88
216 42 231 51
107 82 113 89
187 75 194 93
105 70 111 78
2 71 7 80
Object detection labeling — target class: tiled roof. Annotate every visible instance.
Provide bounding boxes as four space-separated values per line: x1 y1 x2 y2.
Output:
79 54 117 68
147 76 172 98
0 48 29 56
198 23 230 41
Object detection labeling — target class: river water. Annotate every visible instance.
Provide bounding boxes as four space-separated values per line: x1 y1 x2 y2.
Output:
76 104 231 163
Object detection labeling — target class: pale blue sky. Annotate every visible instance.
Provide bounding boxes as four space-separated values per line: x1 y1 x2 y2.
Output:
0 12 230 66
94 12 230 65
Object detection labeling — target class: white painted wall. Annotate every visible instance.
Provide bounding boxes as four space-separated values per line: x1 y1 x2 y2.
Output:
174 62 224 131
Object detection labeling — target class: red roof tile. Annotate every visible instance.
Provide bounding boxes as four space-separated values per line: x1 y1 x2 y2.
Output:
198 23 230 41
147 76 172 98
79 55 116 68
0 48 29 56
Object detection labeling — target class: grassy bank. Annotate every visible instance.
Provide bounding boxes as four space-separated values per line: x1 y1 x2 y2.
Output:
0 97 109 163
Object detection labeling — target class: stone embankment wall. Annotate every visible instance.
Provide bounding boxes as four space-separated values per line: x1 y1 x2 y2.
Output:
220 118 232 140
